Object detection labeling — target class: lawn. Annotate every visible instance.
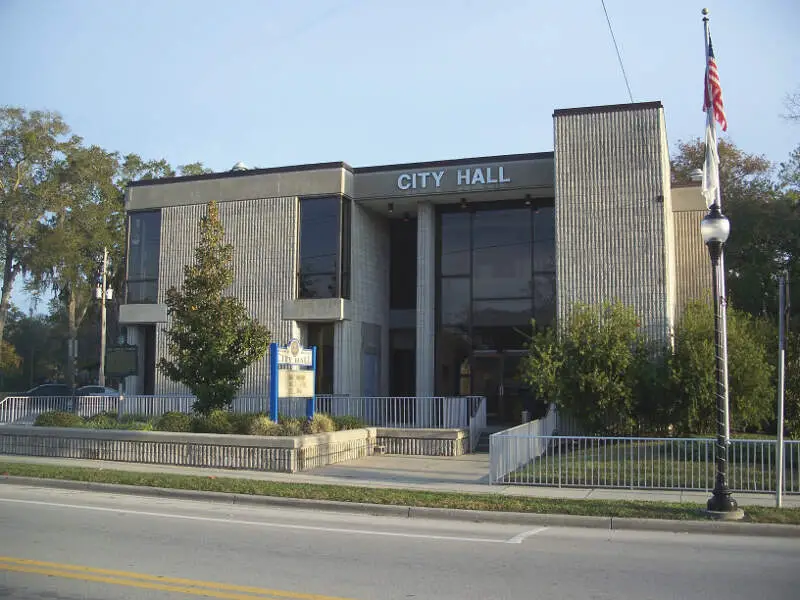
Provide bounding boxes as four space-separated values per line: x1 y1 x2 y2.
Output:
2 460 799 525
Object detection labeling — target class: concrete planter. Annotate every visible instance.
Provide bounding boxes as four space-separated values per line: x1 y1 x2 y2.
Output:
375 428 469 456
0 426 377 473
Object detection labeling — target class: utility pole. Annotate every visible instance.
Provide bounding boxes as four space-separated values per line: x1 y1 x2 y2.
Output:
776 273 788 507
97 247 110 387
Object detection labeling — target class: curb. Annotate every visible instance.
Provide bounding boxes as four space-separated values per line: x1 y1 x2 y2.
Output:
2 476 798 538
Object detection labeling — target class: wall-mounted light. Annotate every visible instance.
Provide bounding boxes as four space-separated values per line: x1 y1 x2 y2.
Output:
460 198 468 209
388 202 394 214
524 194 532 207
403 212 410 222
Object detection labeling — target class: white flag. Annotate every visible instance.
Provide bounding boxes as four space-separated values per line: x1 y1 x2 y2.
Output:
702 110 720 208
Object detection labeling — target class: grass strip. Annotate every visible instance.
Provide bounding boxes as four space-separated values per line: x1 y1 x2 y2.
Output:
1 461 798 525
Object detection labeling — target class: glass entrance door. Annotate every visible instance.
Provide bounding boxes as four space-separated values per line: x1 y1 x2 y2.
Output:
472 354 503 423
472 353 528 425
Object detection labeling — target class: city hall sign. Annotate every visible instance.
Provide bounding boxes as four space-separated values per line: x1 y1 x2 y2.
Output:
396 166 512 191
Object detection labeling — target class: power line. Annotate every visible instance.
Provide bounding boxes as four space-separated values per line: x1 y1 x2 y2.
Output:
600 0 634 103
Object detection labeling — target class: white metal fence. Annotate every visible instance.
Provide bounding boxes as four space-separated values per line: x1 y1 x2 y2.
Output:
0 394 486 430
469 397 487 452
489 432 800 494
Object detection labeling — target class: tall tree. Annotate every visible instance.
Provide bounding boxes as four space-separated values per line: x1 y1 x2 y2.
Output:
0 107 75 351
27 144 120 388
158 201 271 414
178 162 212 176
671 138 799 322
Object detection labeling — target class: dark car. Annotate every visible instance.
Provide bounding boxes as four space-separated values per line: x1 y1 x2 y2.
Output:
22 384 73 397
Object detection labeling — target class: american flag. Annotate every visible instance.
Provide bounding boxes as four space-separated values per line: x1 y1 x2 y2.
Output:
704 36 727 131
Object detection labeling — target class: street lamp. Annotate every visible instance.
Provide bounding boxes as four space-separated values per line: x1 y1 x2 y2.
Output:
700 204 741 517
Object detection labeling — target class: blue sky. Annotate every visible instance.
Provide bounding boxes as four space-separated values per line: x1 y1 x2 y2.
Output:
2 0 799 313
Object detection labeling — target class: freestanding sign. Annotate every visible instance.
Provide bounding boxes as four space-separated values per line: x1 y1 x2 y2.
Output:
269 339 316 422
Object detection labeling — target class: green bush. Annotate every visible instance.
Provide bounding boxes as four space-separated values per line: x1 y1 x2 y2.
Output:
118 413 150 424
122 421 154 431
83 414 119 429
34 411 84 428
670 301 775 434
228 412 259 435
305 413 335 433
155 412 193 433
331 415 367 431
191 409 233 434
249 415 283 436
280 418 303 437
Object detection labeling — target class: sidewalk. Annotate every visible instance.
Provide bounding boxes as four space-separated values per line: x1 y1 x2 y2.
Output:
1 453 797 508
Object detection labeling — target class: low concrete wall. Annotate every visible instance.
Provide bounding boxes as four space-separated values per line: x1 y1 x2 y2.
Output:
0 426 376 473
375 428 469 456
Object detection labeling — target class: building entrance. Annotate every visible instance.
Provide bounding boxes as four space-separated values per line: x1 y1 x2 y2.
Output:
471 352 527 425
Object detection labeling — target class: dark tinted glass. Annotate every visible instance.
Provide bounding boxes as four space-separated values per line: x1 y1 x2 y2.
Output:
472 209 531 299
533 273 556 327
533 206 555 241
299 197 341 299
472 298 532 327
127 211 161 303
127 280 158 304
440 277 469 326
533 241 556 272
390 219 417 309
440 213 470 276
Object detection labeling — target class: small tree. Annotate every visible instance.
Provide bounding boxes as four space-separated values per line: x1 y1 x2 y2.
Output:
520 301 648 435
669 300 775 434
158 201 271 414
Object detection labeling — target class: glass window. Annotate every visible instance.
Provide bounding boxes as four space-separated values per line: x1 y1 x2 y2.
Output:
441 277 470 326
127 210 161 304
472 209 531 299
533 206 555 241
440 213 470 276
533 241 555 272
472 298 532 327
299 197 350 299
307 323 334 394
533 273 556 327
390 219 417 309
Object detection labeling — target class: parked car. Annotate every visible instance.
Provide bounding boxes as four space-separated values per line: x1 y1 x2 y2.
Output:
76 386 120 397
21 384 73 397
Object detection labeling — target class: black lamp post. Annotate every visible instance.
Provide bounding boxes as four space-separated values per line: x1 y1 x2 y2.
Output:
700 204 740 516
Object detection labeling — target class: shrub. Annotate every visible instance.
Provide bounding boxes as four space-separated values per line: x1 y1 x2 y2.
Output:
306 413 336 434
34 411 84 428
280 418 303 437
520 302 645 435
228 412 259 435
191 409 233 434
332 415 367 431
118 413 150 424
249 415 283 436
155 412 193 433
670 301 775 434
83 414 119 429
123 421 154 431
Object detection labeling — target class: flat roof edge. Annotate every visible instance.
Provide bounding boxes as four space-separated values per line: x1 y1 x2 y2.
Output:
553 101 663 118
127 161 353 189
353 151 554 174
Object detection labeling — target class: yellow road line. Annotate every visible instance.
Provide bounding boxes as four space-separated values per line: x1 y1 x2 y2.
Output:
0 557 356 600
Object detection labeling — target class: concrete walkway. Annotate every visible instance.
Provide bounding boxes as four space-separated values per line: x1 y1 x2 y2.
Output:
1 453 797 508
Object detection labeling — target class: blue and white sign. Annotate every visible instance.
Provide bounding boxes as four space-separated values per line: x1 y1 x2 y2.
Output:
269 339 317 423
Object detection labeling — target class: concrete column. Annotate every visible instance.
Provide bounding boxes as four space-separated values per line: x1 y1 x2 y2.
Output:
334 320 358 396
416 202 435 425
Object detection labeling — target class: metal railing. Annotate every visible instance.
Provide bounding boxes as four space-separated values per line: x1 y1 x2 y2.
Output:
489 433 800 494
468 397 487 452
0 394 486 430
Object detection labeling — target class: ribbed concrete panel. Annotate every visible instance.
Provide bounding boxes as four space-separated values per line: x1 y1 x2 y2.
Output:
416 202 436 398
554 105 672 343
350 203 390 394
334 320 359 395
155 197 298 396
674 210 712 318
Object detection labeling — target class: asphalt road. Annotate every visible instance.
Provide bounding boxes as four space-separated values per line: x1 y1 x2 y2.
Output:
0 485 798 600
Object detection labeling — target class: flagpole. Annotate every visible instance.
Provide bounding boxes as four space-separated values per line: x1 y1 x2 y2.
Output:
703 8 731 446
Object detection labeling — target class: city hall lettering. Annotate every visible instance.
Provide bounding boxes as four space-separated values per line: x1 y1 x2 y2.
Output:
396 166 512 190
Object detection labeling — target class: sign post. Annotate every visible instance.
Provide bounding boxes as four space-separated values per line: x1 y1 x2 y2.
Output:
269 339 316 423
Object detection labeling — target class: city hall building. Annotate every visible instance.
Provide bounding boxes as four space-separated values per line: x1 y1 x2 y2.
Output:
120 101 709 423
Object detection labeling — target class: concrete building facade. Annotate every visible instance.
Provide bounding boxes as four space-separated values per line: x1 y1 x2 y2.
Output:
120 101 710 423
